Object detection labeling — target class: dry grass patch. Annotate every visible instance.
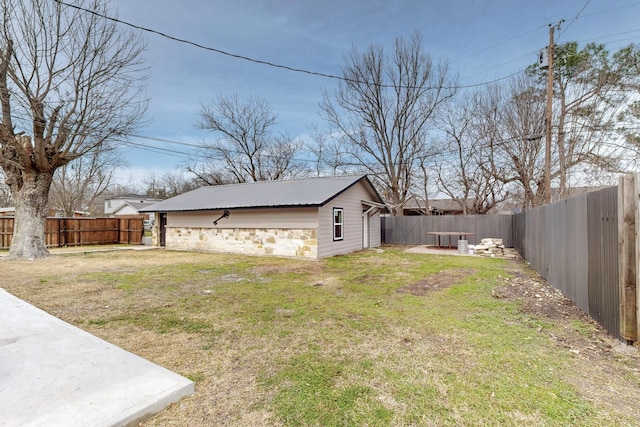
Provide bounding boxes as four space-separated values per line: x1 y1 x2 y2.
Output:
2 247 640 426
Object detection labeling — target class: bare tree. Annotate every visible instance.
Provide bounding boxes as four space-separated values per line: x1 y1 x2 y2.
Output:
107 183 144 198
193 94 305 183
448 75 547 209
0 0 147 258
492 76 548 208
48 146 124 217
306 124 361 177
144 170 199 199
435 92 508 214
320 32 456 215
185 164 236 186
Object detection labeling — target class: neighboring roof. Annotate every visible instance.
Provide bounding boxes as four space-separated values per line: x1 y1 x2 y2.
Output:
112 200 163 215
551 186 610 200
430 198 473 212
403 198 475 212
140 175 384 213
105 194 161 201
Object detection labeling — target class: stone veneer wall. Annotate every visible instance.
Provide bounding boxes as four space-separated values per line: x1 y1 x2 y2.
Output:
164 227 318 258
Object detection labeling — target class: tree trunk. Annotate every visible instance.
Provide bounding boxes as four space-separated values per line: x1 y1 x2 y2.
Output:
8 171 53 259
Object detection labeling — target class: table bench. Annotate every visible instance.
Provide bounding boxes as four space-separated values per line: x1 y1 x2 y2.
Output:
426 231 476 249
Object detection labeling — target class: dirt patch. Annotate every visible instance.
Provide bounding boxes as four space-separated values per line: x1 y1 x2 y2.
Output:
397 268 478 296
492 269 586 321
492 259 640 416
492 262 618 357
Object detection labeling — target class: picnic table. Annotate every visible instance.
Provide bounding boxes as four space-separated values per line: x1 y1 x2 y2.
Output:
426 231 476 249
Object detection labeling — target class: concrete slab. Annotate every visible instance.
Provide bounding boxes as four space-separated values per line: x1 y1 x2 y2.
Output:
0 288 194 427
403 245 479 256
404 245 520 259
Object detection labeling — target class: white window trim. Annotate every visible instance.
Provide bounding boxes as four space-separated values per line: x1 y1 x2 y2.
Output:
333 207 344 241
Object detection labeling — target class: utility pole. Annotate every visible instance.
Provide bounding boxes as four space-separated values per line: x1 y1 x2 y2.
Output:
544 20 562 204
544 25 554 204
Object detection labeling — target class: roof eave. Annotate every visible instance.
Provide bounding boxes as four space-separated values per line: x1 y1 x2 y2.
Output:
139 203 323 213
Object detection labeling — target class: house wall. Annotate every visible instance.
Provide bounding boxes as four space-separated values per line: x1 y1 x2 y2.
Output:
317 181 383 258
370 213 381 247
167 208 318 229
164 227 318 258
164 208 319 258
158 183 383 259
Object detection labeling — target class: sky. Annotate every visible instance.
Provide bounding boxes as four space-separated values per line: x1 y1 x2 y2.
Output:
103 0 640 186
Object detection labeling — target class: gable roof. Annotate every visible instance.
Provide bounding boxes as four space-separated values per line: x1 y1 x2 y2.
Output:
111 201 150 214
140 175 385 213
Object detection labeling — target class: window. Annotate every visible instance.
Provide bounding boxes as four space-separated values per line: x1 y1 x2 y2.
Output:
333 208 344 241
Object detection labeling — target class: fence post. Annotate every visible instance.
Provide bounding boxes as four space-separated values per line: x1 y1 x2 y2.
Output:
618 174 637 344
60 218 66 247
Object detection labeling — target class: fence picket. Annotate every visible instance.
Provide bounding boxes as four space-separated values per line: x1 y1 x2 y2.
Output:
0 216 144 249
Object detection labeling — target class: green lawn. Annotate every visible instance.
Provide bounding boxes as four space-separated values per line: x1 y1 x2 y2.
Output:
3 247 638 426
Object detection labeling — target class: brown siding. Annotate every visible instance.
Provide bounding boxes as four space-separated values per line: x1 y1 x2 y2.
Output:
167 208 318 229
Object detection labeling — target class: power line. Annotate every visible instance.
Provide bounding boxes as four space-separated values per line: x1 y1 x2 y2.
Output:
557 0 591 40
54 0 523 91
119 139 193 160
579 1 640 19
453 25 547 62
576 28 640 44
128 134 203 149
54 0 350 82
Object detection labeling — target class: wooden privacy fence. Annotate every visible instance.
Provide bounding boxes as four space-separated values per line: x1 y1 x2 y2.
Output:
0 216 144 249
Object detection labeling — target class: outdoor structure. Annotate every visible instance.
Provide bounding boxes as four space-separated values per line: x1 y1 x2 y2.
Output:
111 201 154 222
140 175 387 259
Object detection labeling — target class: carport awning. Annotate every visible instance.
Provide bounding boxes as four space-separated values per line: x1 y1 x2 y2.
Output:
362 200 388 216
362 200 387 209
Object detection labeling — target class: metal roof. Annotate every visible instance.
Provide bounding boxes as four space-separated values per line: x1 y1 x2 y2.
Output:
403 197 475 213
139 175 384 212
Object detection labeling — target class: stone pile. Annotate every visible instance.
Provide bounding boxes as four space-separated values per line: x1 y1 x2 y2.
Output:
474 238 505 257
